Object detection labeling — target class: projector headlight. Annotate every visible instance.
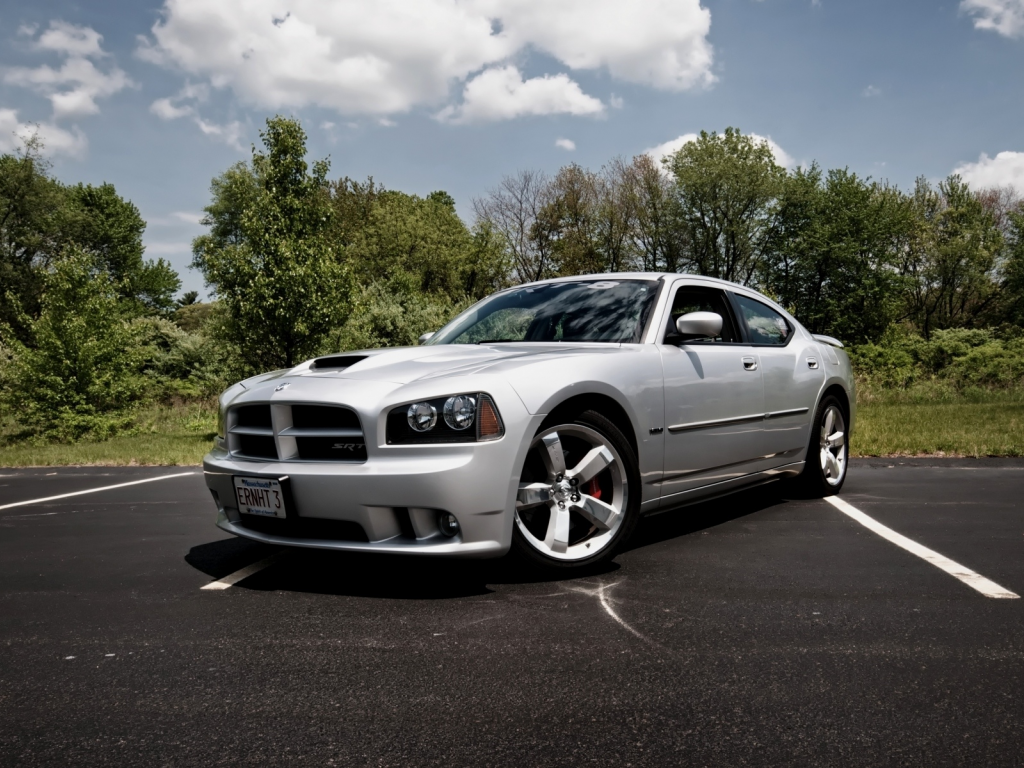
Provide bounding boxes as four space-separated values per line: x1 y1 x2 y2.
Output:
387 393 504 444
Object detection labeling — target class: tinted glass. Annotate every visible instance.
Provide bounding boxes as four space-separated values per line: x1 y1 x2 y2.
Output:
665 287 738 343
733 294 792 345
428 280 659 345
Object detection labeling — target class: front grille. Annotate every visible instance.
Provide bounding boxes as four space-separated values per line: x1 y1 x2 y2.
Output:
236 515 369 542
227 402 365 463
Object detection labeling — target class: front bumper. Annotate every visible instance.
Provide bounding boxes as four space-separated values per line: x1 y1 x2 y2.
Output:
203 413 539 559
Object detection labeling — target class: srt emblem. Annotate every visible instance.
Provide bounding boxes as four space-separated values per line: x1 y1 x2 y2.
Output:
274 382 290 392
332 443 364 451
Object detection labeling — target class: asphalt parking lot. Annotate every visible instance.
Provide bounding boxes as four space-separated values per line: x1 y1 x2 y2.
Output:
1 460 1022 767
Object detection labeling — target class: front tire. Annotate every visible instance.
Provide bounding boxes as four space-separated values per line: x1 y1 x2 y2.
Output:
511 410 641 570
798 395 849 495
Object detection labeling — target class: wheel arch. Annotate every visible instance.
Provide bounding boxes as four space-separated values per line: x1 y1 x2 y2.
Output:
540 392 639 462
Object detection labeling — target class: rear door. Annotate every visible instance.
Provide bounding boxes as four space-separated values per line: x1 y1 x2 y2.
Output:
659 282 766 499
730 292 823 465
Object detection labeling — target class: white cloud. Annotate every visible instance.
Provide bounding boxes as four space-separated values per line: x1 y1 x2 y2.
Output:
138 0 714 120
953 150 1024 191
555 137 576 151
149 83 245 149
195 118 245 150
438 66 604 123
0 108 87 157
645 131 796 172
4 22 132 119
961 0 1024 38
862 84 881 97
37 21 107 58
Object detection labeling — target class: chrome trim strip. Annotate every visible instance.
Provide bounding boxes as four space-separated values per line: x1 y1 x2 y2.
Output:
667 413 765 433
764 407 809 420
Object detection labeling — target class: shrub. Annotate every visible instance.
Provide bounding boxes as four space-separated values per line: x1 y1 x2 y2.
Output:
0 250 146 440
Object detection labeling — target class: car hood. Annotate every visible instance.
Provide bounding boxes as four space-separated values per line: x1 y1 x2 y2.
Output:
271 343 630 386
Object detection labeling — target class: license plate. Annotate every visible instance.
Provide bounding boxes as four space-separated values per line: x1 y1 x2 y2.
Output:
233 476 287 518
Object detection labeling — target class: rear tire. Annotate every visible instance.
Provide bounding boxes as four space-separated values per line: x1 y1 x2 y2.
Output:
511 410 641 571
797 395 849 496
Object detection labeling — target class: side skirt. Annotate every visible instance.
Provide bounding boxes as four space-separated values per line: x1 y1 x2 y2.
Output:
644 461 804 517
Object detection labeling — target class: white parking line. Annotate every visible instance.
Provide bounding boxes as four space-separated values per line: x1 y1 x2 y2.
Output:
824 495 1020 600
0 472 197 511
200 552 287 591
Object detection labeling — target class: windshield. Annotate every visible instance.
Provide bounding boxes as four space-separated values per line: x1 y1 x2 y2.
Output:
428 279 660 345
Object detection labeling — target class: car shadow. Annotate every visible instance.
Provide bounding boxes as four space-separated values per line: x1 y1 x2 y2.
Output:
186 482 794 600
186 539 621 599
624 481 791 553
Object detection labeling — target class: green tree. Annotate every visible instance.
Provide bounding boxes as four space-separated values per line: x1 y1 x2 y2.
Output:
64 182 180 314
667 128 787 284
902 176 1004 337
0 137 67 337
763 166 915 343
192 116 349 371
1 249 145 440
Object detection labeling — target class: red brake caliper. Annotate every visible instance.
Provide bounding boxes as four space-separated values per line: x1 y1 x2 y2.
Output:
584 477 602 500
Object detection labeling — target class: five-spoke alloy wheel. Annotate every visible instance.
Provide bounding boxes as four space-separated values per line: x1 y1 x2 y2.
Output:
512 410 640 569
798 395 849 495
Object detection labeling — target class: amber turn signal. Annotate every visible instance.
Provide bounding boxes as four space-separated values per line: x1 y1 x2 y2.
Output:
476 394 504 441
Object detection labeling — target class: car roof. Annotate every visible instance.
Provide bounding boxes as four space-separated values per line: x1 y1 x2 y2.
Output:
508 272 749 292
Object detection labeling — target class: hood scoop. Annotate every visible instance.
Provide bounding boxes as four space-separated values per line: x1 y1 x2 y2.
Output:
311 355 368 371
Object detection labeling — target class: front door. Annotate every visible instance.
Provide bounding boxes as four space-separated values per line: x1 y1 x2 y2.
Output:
659 283 766 499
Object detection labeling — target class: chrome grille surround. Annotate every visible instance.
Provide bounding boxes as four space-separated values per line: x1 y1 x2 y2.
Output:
226 403 366 462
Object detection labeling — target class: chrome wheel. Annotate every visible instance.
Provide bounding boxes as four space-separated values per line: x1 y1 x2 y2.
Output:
819 405 847 487
515 424 628 562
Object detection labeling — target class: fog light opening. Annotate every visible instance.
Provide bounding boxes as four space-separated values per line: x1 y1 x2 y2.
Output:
438 512 460 538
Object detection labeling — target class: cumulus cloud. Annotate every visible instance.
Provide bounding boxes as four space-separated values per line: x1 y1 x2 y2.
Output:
437 66 604 123
953 150 1024 191
138 0 714 120
0 107 87 156
961 0 1024 38
555 137 576 151
4 22 132 119
646 132 796 172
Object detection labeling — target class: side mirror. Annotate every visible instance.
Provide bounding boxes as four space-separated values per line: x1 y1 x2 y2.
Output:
675 311 723 340
418 332 435 345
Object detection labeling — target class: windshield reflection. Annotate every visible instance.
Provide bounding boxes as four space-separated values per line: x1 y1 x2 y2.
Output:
429 280 660 345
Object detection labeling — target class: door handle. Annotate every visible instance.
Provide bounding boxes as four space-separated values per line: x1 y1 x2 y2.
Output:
807 357 819 369
742 356 758 371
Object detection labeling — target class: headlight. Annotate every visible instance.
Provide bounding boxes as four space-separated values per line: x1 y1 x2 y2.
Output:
443 395 475 430
407 402 438 432
387 393 504 444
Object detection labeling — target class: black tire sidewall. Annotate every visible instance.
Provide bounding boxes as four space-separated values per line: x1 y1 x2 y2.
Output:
510 409 642 570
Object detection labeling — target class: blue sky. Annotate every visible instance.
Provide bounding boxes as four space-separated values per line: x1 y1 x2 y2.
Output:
2 0 1023 297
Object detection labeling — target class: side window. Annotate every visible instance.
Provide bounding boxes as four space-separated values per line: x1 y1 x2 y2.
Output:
664 286 738 343
732 294 792 345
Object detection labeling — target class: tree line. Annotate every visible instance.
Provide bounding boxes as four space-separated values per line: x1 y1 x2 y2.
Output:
1 117 1022 442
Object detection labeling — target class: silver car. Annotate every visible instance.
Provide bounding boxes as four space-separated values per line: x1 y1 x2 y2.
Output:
202 273 854 570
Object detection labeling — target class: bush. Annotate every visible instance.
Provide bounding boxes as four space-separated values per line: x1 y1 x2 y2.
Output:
0 250 146 441
333 278 470 351
849 326 1024 396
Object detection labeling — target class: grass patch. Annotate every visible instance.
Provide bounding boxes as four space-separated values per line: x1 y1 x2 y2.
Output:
853 391 1024 457
0 403 216 467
